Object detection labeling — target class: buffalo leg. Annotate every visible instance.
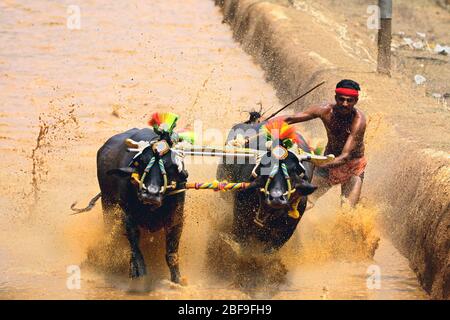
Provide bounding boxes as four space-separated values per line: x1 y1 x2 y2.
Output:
165 222 183 283
232 190 255 244
124 215 146 278
164 194 185 284
101 198 118 233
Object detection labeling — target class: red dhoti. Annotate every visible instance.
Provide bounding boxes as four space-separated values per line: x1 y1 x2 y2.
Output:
327 157 367 185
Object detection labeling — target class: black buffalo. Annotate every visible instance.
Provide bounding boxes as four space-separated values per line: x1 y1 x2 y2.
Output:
217 120 316 253
72 128 188 283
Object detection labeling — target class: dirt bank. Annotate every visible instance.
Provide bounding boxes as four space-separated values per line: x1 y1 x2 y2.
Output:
286 0 450 106
214 0 449 299
372 147 449 299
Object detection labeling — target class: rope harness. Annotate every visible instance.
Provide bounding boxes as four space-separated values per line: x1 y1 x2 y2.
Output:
133 149 253 196
131 142 315 198
133 155 252 196
127 139 332 223
186 181 251 191
261 162 295 201
139 156 168 194
132 154 185 197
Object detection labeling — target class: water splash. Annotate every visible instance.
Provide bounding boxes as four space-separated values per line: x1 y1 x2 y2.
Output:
284 200 381 265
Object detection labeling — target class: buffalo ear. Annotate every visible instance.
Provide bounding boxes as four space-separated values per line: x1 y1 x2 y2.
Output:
107 167 137 177
247 175 264 190
296 161 306 175
179 169 189 180
295 180 317 196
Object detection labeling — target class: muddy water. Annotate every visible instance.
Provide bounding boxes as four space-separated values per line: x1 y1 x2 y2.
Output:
0 0 427 299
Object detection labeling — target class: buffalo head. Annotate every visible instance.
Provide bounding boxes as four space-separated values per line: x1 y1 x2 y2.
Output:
251 140 317 210
108 135 188 209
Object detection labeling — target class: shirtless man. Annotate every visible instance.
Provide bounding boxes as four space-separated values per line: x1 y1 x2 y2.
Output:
285 79 367 207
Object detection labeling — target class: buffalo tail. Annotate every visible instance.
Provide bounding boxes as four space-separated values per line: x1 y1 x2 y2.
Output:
70 192 102 215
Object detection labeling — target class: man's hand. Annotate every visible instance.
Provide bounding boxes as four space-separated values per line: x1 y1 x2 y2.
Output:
316 161 333 169
312 154 336 168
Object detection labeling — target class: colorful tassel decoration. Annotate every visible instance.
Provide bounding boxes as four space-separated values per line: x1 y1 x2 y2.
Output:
148 112 179 133
262 118 300 147
177 129 196 144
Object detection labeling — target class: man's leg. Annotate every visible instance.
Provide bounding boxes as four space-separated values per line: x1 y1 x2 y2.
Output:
341 175 363 207
309 174 333 205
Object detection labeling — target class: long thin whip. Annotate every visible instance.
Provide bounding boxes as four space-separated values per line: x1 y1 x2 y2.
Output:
264 81 326 121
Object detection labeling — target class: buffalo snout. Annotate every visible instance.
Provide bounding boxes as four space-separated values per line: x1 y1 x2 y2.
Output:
266 189 289 208
138 188 163 208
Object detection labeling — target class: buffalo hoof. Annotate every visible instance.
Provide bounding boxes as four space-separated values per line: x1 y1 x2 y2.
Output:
169 277 188 289
169 272 182 285
129 258 146 279
127 276 148 293
179 277 188 286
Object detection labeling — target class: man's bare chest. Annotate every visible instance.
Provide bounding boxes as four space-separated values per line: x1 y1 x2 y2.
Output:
323 115 353 139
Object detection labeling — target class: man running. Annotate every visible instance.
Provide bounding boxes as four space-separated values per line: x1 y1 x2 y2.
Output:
285 79 367 207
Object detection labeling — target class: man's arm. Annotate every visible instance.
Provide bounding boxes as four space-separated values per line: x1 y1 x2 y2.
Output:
321 115 366 168
284 105 324 124
230 105 325 147
264 104 325 124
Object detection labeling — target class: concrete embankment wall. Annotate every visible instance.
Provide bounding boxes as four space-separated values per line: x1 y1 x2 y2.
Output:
213 0 449 299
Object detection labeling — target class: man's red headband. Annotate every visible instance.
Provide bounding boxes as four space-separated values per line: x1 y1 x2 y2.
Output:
335 87 359 97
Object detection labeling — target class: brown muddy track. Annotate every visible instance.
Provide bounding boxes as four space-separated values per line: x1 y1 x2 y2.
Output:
0 0 431 299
